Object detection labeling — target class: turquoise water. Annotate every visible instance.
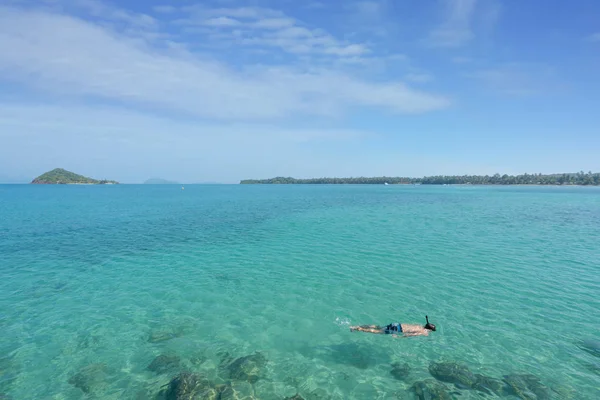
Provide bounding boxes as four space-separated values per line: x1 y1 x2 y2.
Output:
1 184 599 399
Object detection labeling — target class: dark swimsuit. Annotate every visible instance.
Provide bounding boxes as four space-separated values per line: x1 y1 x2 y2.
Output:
384 323 402 334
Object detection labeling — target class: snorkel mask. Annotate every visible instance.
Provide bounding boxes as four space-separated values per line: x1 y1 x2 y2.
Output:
424 315 436 331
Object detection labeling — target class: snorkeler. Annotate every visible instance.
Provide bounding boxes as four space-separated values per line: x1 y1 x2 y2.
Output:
350 316 436 337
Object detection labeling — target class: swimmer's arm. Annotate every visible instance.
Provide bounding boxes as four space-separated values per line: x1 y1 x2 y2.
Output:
393 331 428 338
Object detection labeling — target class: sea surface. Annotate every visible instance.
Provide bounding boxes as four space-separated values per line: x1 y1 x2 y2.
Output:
0 184 599 399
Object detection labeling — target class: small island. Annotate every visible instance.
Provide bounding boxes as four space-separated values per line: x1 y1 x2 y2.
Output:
240 172 600 185
31 168 119 185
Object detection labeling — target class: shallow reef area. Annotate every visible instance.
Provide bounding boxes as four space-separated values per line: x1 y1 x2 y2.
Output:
57 347 563 400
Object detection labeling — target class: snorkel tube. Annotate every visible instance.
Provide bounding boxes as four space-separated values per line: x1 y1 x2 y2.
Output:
425 315 437 331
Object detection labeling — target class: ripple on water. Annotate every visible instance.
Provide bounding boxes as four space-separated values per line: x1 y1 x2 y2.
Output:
1 185 599 399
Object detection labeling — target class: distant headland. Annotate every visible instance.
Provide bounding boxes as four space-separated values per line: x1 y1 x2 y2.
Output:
31 168 119 185
143 178 180 184
240 172 600 185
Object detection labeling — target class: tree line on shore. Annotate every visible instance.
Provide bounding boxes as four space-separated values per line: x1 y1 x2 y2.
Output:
240 171 600 185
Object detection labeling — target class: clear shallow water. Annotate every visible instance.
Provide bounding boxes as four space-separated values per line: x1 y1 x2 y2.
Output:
1 184 599 399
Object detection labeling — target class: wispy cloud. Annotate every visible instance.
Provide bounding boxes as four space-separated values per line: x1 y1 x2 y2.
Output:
172 5 371 58
252 17 295 29
0 103 374 183
305 2 326 10
586 32 600 42
405 73 434 83
348 1 386 19
72 0 158 29
202 16 240 27
0 5 450 121
153 5 176 14
342 0 395 38
467 63 560 96
0 103 369 144
425 0 478 47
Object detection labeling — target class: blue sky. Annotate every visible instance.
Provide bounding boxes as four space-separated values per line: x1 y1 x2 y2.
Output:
0 0 599 183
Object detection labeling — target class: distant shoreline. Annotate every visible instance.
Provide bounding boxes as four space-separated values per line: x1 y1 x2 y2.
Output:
240 172 600 186
237 183 600 186
2 183 600 187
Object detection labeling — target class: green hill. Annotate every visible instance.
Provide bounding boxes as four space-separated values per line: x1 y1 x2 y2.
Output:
31 168 119 184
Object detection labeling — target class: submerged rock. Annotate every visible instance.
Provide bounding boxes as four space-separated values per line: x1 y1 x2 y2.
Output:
67 363 108 394
160 372 213 400
551 385 575 400
190 355 208 366
578 339 600 358
411 379 453 400
428 361 476 389
472 374 509 396
284 395 305 400
220 352 267 384
76 332 102 350
302 388 330 400
147 354 182 374
310 342 388 370
220 381 256 400
148 330 182 344
195 386 221 400
390 362 411 381
503 374 551 400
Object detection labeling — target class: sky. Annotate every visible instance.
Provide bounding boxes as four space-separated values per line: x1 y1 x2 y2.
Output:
0 0 599 183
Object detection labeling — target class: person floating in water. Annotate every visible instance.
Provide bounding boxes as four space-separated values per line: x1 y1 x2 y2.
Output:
350 316 436 337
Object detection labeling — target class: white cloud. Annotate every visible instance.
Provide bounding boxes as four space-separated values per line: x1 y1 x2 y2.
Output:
252 17 295 29
325 44 368 56
425 0 478 47
203 16 240 27
0 6 450 121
